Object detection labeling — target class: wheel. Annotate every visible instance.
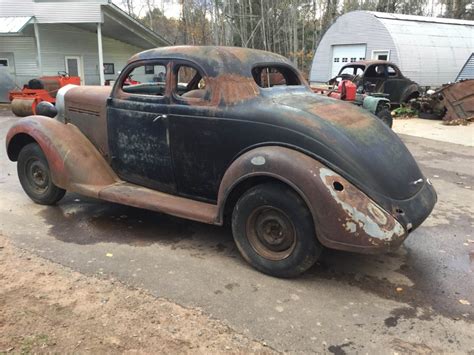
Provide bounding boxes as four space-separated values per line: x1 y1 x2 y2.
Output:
376 108 393 128
231 182 322 277
17 143 66 205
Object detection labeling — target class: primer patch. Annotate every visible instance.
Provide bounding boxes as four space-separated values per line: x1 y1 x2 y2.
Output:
251 156 266 166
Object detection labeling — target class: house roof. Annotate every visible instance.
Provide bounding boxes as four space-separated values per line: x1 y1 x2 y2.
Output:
0 16 32 33
0 0 170 47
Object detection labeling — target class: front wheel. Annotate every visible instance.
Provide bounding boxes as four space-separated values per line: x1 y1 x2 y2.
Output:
17 143 66 205
231 182 321 278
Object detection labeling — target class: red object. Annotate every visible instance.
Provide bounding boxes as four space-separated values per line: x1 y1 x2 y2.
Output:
9 75 80 115
339 80 356 101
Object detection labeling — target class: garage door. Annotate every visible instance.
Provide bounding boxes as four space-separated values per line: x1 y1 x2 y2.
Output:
331 44 367 78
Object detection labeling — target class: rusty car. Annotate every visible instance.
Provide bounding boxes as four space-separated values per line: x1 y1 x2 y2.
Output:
5 46 437 277
330 60 422 106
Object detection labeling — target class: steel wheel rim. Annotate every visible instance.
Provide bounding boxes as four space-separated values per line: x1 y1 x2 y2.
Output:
25 157 49 194
246 206 297 261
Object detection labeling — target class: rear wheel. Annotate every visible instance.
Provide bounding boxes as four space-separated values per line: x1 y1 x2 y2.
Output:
17 143 65 205
377 108 393 128
231 182 321 277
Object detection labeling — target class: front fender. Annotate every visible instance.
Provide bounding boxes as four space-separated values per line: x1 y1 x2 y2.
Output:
217 146 407 253
6 116 119 197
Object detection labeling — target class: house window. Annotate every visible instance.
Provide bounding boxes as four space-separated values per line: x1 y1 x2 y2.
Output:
144 65 155 75
359 57 365 60
333 58 340 62
350 57 356 62
342 58 348 62
0 59 9 66
103 63 114 75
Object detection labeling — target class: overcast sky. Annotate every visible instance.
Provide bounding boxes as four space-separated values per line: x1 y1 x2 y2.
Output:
114 0 182 19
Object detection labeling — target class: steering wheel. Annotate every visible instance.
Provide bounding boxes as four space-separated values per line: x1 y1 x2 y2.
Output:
57 71 69 78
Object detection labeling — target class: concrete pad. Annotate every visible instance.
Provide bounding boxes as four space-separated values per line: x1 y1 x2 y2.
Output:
393 118 474 147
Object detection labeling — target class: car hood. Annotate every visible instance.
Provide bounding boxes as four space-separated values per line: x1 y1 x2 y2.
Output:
268 92 424 202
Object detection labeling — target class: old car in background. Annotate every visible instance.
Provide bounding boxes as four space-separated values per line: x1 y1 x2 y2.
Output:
6 46 436 277
330 60 422 106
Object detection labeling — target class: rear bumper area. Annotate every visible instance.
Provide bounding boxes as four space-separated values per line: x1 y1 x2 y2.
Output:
311 170 436 255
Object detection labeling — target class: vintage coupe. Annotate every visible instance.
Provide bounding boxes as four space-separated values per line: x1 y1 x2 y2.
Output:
6 46 436 277
330 60 422 106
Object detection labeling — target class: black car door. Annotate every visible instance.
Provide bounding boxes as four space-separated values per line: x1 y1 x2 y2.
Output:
107 61 176 193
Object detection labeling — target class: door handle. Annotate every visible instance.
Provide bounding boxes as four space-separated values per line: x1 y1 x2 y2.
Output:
153 114 167 123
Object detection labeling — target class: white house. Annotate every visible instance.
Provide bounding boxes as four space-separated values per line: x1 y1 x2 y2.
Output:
0 0 169 102
309 11 474 87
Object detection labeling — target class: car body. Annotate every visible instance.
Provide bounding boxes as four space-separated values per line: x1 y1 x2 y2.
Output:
5 46 437 277
331 60 422 105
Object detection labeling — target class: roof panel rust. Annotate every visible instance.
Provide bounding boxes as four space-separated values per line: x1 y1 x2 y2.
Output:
128 46 293 77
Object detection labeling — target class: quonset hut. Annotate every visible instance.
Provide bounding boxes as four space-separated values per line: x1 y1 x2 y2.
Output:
309 11 474 87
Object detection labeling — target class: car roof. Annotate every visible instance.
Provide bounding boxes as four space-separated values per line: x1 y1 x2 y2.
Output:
128 45 294 77
342 60 396 67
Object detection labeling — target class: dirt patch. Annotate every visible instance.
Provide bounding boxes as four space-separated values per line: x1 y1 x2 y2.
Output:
0 235 274 354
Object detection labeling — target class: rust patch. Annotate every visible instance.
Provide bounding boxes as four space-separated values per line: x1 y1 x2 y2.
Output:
218 146 407 254
207 74 259 105
439 79 474 123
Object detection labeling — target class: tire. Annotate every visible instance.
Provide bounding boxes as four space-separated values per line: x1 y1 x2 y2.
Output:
27 79 44 90
376 108 393 128
231 182 321 278
17 143 66 205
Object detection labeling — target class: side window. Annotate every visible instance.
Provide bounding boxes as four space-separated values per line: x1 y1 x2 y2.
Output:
340 66 355 75
387 65 398 77
174 64 208 100
121 63 167 96
252 65 301 88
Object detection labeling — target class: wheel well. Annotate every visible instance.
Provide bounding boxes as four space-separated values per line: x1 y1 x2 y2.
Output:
403 91 420 103
222 175 311 226
7 133 37 161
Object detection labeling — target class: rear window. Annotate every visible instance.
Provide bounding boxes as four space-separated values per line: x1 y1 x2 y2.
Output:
252 65 301 88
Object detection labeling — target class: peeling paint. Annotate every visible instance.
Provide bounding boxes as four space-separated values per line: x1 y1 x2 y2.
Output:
320 167 405 241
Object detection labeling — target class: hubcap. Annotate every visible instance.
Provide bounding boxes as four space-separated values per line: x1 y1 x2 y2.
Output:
246 206 296 261
25 158 49 193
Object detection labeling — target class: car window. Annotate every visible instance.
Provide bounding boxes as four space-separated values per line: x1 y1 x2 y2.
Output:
387 65 398 77
339 67 354 75
339 66 364 76
174 64 208 100
252 65 301 88
121 63 166 96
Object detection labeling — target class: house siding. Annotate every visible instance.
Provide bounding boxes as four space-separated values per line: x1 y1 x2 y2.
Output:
38 24 143 84
0 0 102 23
0 35 38 85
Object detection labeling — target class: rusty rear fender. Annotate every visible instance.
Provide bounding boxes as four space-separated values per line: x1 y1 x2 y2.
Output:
6 116 119 197
217 146 407 253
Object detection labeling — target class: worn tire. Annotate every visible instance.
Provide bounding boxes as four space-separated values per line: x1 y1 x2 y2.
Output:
377 108 393 128
231 182 321 278
17 143 66 205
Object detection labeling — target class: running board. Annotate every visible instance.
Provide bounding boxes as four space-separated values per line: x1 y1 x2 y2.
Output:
99 182 219 225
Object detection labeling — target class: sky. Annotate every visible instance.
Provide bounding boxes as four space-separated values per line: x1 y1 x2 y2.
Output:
114 0 182 19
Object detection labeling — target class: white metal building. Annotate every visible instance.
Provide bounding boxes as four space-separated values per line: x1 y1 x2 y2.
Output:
0 0 169 102
456 53 474 81
309 11 474 87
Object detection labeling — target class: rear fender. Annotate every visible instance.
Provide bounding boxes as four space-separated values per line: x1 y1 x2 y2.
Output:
6 116 119 197
217 146 406 253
